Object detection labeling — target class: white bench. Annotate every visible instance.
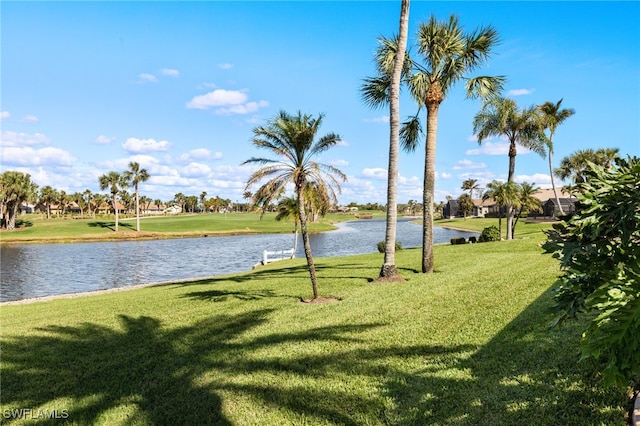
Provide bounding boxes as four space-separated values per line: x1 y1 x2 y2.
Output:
262 248 295 265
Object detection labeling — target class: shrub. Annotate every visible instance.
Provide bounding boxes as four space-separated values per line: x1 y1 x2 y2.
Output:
450 237 467 245
542 156 640 388
377 241 403 253
468 236 477 244
478 226 501 242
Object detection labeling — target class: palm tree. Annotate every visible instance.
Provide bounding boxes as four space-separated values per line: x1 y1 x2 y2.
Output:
461 178 480 200
99 171 127 232
123 162 149 232
38 185 58 220
199 191 207 212
473 97 545 239
365 14 504 273
243 110 346 300
555 148 620 185
536 99 575 215
275 196 300 255
483 180 520 239
512 182 540 238
360 0 410 280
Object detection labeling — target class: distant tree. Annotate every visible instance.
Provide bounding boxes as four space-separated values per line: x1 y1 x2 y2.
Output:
275 196 300 254
243 110 346 300
99 171 127 232
124 162 149 232
457 193 474 218
473 97 545 239
543 156 640 388
71 192 86 217
555 148 620 185
461 178 480 200
38 185 58 219
0 171 38 230
512 182 540 238
536 99 575 215
82 189 95 217
199 191 207 212
483 180 520 239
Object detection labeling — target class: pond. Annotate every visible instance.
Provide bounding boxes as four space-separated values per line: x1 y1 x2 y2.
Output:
0 218 477 302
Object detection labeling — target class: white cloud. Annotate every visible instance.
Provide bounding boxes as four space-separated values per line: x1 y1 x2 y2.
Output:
218 63 233 70
0 146 75 166
440 172 453 179
178 148 222 162
0 131 49 147
330 159 349 167
0 111 10 120
138 73 158 83
362 167 387 180
363 115 389 123
160 68 180 77
95 135 115 145
122 137 170 153
515 173 552 185
507 88 534 96
452 159 487 170
186 89 248 110
215 100 269 115
21 115 39 123
466 141 510 156
180 162 211 178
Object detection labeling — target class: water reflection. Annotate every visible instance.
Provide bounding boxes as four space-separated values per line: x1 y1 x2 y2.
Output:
0 219 476 302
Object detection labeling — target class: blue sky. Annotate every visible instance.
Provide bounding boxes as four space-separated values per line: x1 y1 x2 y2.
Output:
2 1 639 206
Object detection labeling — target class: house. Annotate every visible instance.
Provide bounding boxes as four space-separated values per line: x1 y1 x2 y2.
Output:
542 198 577 217
442 200 459 219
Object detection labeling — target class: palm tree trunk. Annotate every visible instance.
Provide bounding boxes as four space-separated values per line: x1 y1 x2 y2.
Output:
506 141 516 240
135 186 141 232
379 0 409 280
548 148 564 216
113 194 119 232
422 102 439 273
297 185 319 299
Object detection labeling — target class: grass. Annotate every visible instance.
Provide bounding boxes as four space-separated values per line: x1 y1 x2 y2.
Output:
0 220 629 425
0 211 384 244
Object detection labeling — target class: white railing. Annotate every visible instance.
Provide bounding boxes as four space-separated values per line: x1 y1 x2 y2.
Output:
262 248 295 265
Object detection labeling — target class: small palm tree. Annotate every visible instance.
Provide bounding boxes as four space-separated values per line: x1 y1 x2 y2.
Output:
473 97 545 239
243 110 346 300
99 171 127 232
123 162 149 232
483 180 520 239
555 148 620 185
536 99 575 215
512 182 540 238
461 178 480 200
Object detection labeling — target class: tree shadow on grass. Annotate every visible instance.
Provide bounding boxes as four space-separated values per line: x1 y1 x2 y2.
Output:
181 288 284 302
1 291 627 424
87 221 135 232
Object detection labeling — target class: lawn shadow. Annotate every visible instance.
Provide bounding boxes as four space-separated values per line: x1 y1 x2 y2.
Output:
181 288 284 302
87 221 135 231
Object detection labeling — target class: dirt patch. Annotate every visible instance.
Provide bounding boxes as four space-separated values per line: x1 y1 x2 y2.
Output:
299 296 342 304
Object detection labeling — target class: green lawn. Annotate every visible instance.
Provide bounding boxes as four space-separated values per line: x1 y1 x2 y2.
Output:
0 221 628 424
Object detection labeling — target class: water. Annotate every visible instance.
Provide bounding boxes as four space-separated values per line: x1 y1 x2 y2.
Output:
0 219 477 302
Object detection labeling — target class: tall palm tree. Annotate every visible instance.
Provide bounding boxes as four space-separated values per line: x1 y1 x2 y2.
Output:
360 0 410 281
461 178 480 200
365 14 504 273
123 162 149 232
555 147 620 185
99 171 127 232
199 191 207 213
483 180 520 239
473 97 545 239
243 110 346 300
536 99 575 215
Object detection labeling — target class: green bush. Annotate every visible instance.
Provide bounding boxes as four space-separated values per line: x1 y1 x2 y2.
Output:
468 236 477 244
450 237 467 245
542 156 640 388
377 241 403 253
478 226 501 242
